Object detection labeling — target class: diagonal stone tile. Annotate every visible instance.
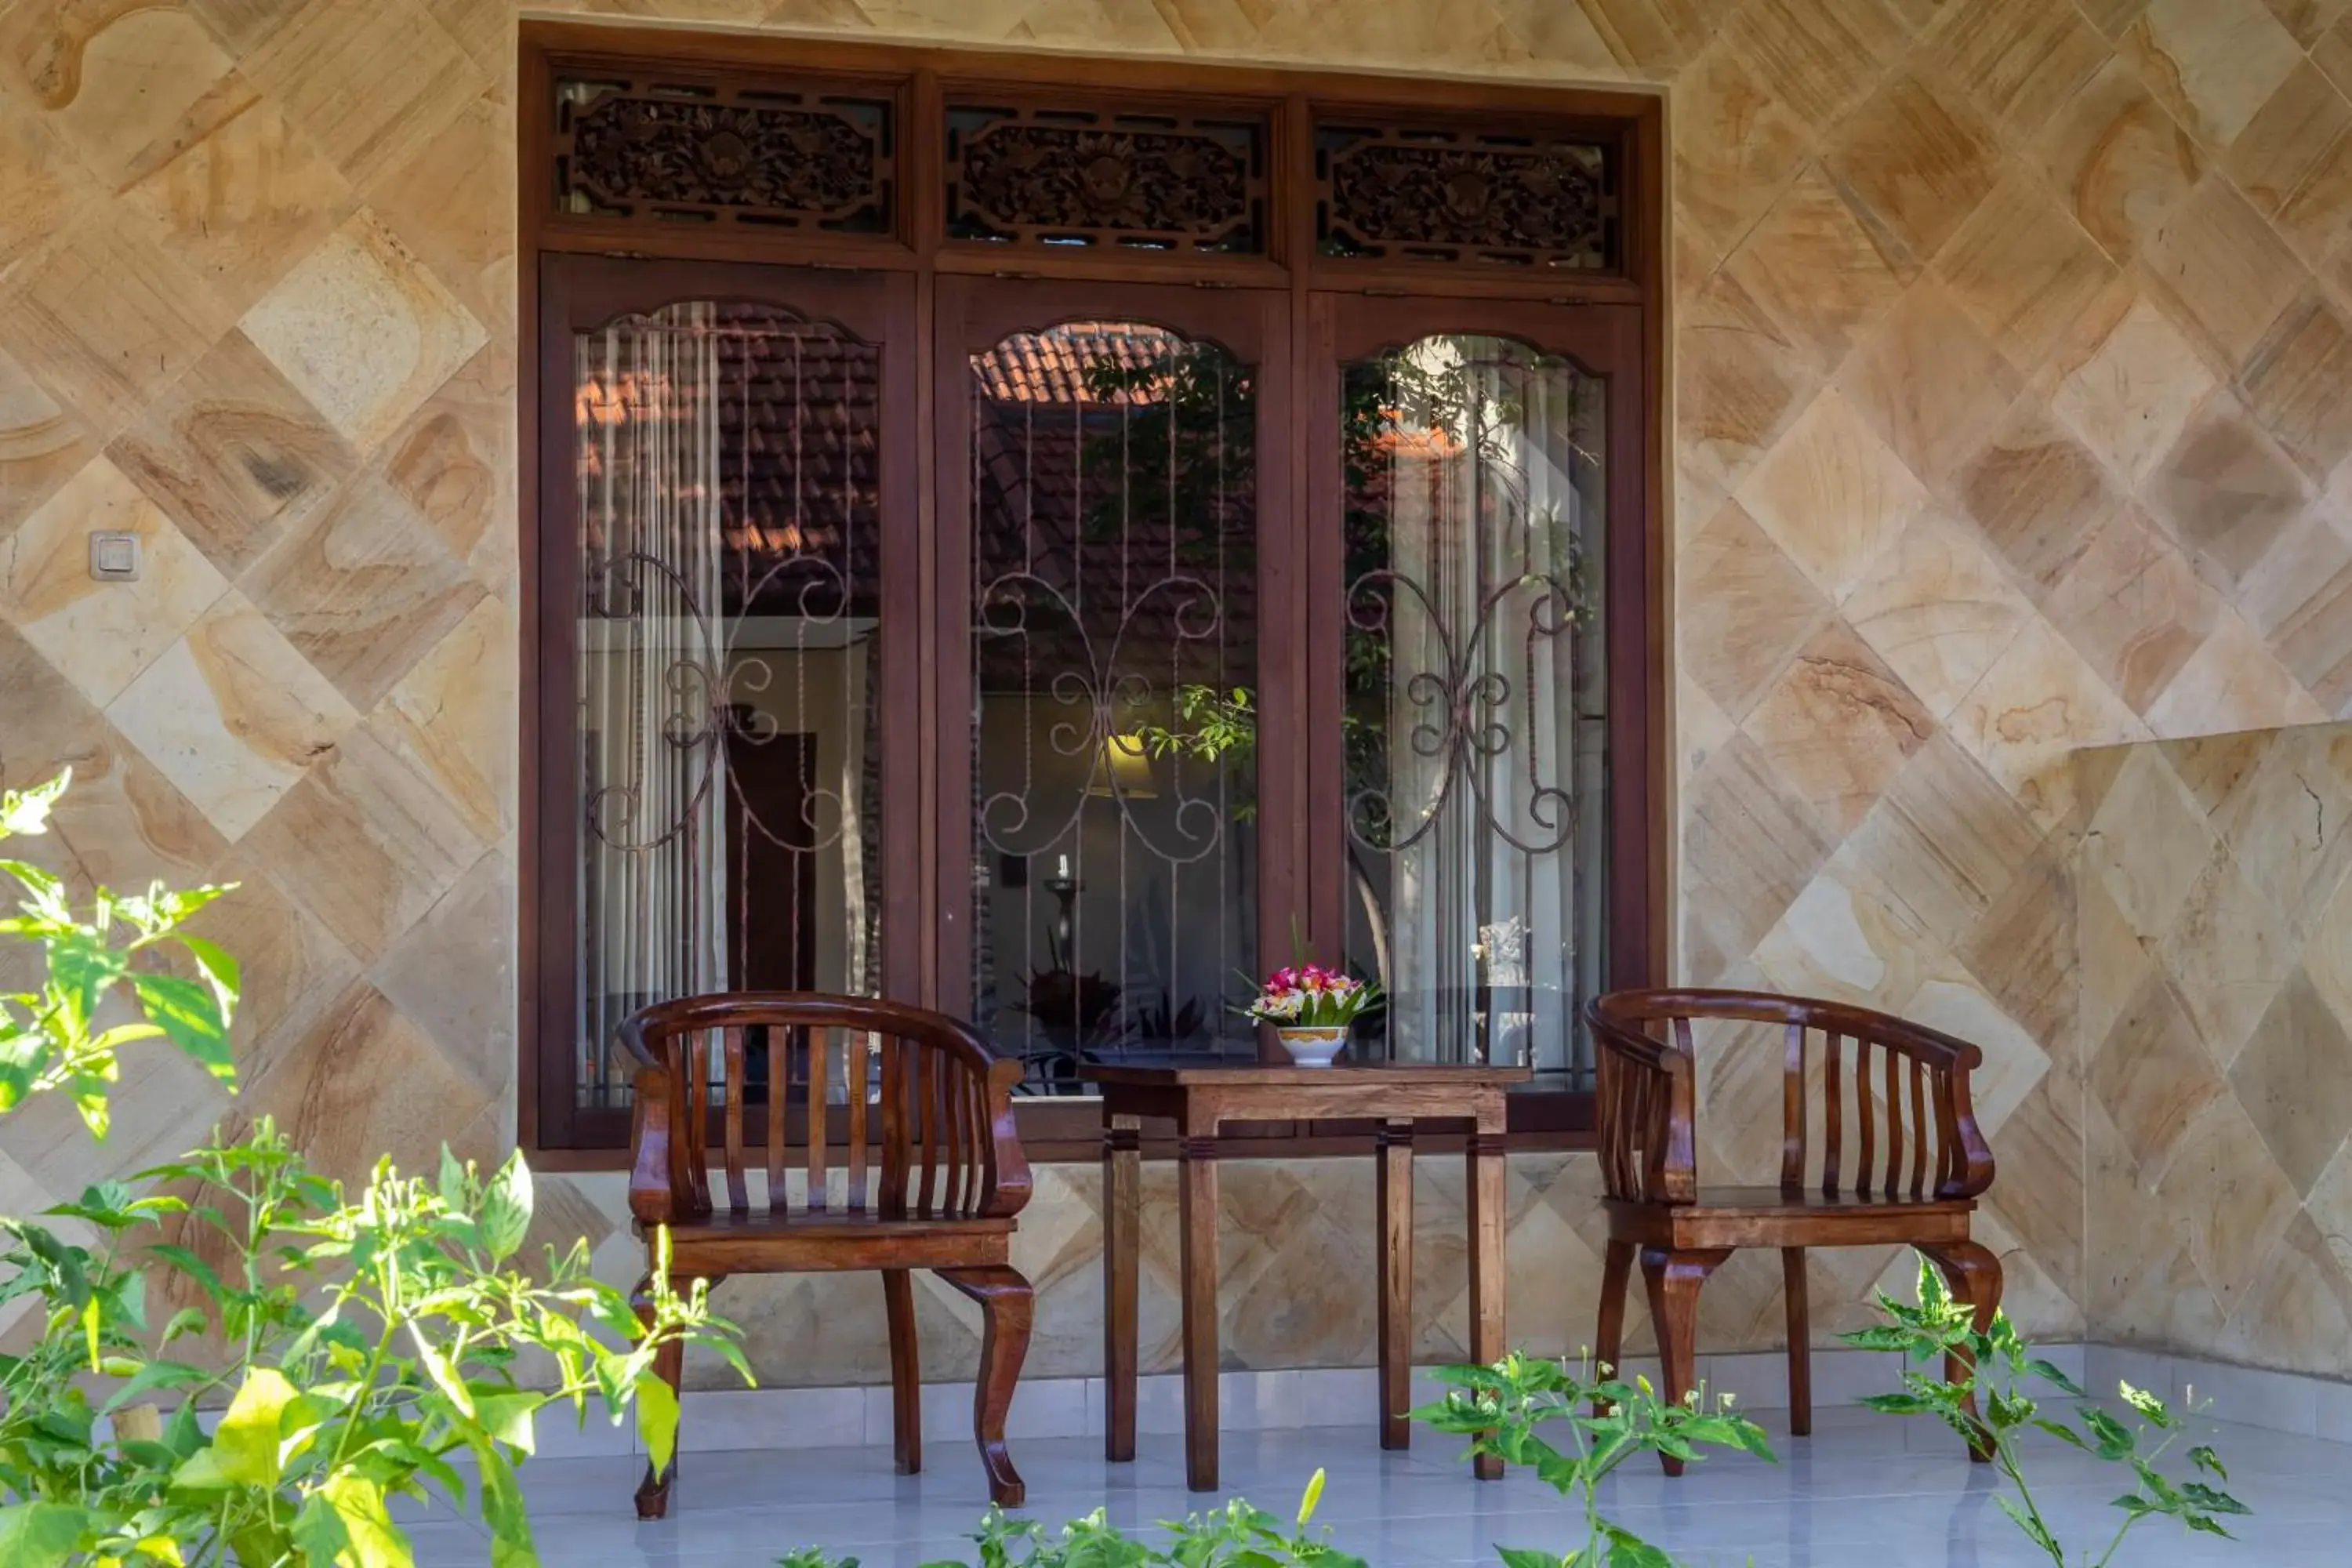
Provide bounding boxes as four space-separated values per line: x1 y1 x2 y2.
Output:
1751 840 1937 1010
105 328 361 579
1936 172 2120 372
0 345 96 538
103 587 358 844
2083 743 2215 944
1957 400 2121 594
1671 41 1813 259
2050 295 2218 489
1681 731 1836 983
2043 504 2220 715
0 202 235 439
2143 394 2310 590
2120 0 2304 151
2145 606 2328 739
1739 618 1934 839
1950 617 2146 833
0 0 250 190
1921 0 2106 136
2209 720 2352 927
1955 842 2076 1056
1675 496 1833 722
371 845 513 1094
239 0 488 190
2241 514 2352 713
241 470 486 712
122 93 358 325
365 590 511 844
187 854 362 1083
1722 168 1908 376
2266 0 2352 49
1718 0 1906 132
1843 506 2030 724
1676 262 1817 493
1735 387 1926 601
1905 965 2051 1136
2239 292 2352 483
240 208 487 455
2091 966 2228 1177
365 88 512 336
2230 966 2352 1196
237 724 484 961
2040 59 2205 263
1849 730 2040 951
0 456 230 709
244 978 494 1189
1837 275 2020 490
2142 174 2309 374
0 88 96 283
373 345 510 582
2213 1208 2352 1375
1823 67 2000 273
2227 60 2352 224
2160 840 2303 1068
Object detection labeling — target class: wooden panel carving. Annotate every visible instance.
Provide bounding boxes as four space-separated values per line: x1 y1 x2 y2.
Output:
554 72 895 234
944 103 1266 255
1316 121 1617 270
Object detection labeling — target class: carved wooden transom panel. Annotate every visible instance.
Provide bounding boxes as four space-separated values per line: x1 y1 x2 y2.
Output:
1315 121 1617 270
554 72 895 234
944 102 1267 254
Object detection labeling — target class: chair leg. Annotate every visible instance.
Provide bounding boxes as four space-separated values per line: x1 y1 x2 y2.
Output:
939 1265 1033 1508
1640 1247 1730 1477
884 1269 921 1476
1783 1247 1811 1438
1919 1240 2004 1465
1593 1237 1635 1415
632 1271 688 1520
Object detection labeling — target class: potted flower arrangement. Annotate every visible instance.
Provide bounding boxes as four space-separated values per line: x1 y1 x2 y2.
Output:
1240 960 1383 1067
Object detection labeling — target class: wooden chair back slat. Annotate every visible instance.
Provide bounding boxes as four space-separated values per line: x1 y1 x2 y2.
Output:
806 1024 830 1211
1584 989 1996 1208
620 993 1029 1226
722 1027 750 1215
1780 1021 1805 1194
848 1031 871 1213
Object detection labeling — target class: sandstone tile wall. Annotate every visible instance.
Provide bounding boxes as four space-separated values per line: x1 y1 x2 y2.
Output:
2 0 2350 1388
2079 721 2352 1377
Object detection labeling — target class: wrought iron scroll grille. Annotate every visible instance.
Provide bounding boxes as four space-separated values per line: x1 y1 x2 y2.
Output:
574 302 885 1109
1316 120 1617 270
554 71 895 234
968 323 1260 1092
945 101 1267 254
1341 336 1609 1080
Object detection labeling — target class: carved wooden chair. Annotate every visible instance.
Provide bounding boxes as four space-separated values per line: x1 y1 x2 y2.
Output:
1585 989 1999 1474
622 993 1033 1516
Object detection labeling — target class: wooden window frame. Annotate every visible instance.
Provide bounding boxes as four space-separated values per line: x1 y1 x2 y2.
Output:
518 23 1667 1168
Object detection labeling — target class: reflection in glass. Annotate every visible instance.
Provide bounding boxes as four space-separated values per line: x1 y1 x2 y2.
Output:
970 323 1258 1092
574 303 884 1108
1341 336 1607 1079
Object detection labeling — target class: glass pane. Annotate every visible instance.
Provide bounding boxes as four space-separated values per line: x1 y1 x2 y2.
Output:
971 322 1258 1093
575 301 884 1110
1340 335 1608 1080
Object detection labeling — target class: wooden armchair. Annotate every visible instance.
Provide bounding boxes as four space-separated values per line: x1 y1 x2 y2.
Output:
622 993 1034 1516
1585 989 1998 1472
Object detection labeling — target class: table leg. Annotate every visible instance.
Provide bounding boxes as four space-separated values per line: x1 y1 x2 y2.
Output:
1377 1120 1414 1449
1468 1127 1507 1481
1103 1113 1142 1463
1179 1131 1220 1493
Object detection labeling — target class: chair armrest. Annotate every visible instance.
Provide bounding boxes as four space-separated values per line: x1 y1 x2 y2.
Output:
627 1062 691 1227
1941 1059 1996 1200
1592 1014 1697 1206
975 1058 1033 1220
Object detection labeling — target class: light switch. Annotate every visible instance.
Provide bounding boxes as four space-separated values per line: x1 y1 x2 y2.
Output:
89 532 140 582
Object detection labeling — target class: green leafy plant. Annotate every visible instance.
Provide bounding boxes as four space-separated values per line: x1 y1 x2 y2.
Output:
0 769 239 1133
779 1470 1365 1567
1843 1254 2249 1567
1416 1351 1773 1567
0 769 746 1565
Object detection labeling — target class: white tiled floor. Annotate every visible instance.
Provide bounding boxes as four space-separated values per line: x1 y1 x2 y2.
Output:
405 1404 2352 1566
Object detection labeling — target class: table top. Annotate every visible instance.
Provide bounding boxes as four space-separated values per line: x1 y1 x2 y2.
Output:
1080 1062 1534 1089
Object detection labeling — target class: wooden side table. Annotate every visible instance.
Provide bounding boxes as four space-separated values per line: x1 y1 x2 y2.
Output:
1081 1063 1531 1491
